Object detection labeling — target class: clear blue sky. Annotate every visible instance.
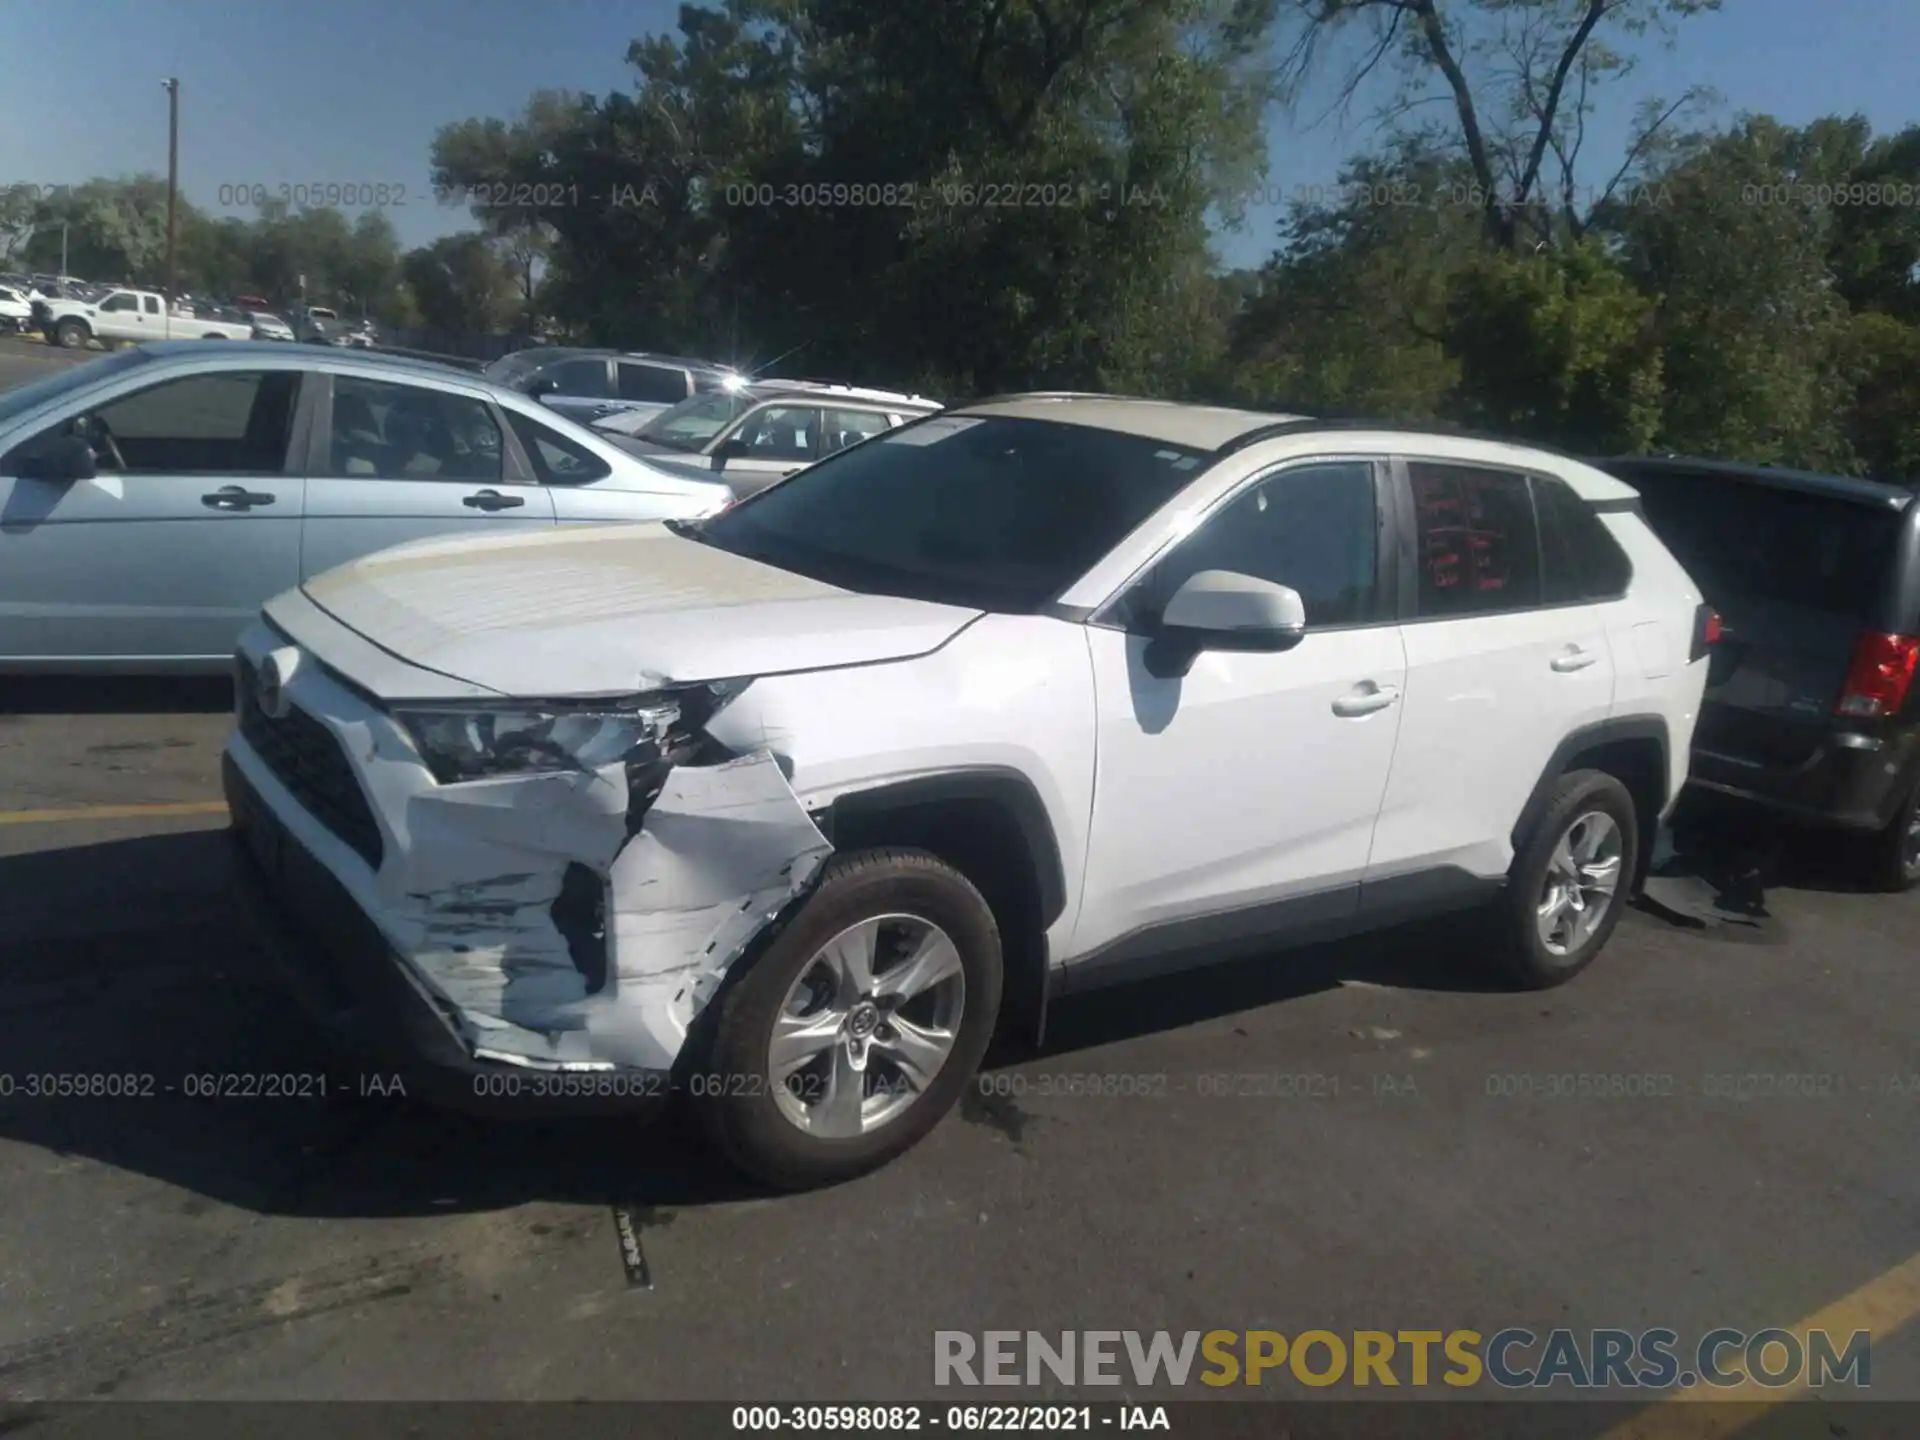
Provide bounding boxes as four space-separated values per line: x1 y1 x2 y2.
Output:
3 0 1917 271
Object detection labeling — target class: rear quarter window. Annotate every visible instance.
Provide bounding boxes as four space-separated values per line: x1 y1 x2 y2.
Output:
1536 476 1633 604
1623 469 1901 618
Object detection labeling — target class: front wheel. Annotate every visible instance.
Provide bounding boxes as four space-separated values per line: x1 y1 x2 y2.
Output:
1494 769 1639 989
695 848 1003 1190
55 318 90 349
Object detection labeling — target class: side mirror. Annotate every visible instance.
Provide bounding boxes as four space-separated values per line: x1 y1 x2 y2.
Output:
19 433 98 483
714 437 750 464
527 376 559 399
1146 570 1306 677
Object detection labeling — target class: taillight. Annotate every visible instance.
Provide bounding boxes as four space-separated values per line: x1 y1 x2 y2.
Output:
1689 603 1724 662
1837 633 1920 718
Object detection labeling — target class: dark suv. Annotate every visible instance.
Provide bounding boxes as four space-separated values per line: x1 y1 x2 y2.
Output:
1599 456 1920 890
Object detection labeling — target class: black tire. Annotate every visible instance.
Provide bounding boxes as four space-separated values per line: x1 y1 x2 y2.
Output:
55 319 89 349
1494 769 1640 990
696 847 1003 1191
1868 783 1920 893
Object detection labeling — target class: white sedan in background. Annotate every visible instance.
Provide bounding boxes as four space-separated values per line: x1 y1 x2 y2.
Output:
0 341 734 673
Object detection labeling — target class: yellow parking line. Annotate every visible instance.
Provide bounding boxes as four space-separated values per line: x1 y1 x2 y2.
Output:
1599 1248 1920 1437
0 800 229 826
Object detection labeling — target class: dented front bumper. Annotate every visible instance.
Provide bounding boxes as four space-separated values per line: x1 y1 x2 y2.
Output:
224 621 833 1107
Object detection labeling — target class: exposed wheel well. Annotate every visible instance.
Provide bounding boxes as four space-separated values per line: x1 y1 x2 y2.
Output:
825 780 1059 1049
1559 737 1666 885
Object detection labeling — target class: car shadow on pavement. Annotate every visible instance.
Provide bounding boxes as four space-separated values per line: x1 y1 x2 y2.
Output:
0 809 1876 1221
1030 910 1506 1064
0 827 759 1220
0 676 233 715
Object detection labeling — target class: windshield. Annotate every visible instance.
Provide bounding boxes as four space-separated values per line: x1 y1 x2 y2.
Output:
637 391 758 450
0 347 151 430
697 415 1214 611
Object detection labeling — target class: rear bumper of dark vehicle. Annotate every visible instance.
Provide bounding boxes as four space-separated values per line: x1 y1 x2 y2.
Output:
224 754 674 1119
1689 725 1920 831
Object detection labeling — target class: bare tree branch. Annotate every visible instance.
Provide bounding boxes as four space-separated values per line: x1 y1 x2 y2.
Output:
1403 0 1507 241
1584 88 1697 224
1512 0 1612 214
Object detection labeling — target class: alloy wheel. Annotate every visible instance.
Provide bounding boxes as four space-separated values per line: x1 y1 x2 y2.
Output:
768 913 966 1138
1537 810 1625 957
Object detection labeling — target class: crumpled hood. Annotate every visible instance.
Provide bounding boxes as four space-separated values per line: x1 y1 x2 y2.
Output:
298 522 982 696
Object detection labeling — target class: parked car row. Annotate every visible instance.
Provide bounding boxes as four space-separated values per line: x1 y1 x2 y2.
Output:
7 340 1914 1192
0 342 731 667
481 346 744 428
597 379 943 497
29 286 257 348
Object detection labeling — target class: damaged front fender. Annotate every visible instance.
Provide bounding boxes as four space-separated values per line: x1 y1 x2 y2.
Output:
387 750 831 1073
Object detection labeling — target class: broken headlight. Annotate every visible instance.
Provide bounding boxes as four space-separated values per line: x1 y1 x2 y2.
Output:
394 681 747 784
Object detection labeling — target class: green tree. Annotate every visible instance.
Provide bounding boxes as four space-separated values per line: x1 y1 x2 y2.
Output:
1442 239 1662 451
22 177 176 281
400 233 519 334
430 90 591 311
0 185 38 265
1225 144 1483 416
1841 311 1920 481
431 0 1287 387
1609 115 1858 468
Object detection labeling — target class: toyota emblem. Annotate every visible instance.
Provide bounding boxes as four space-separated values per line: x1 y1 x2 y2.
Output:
257 646 300 719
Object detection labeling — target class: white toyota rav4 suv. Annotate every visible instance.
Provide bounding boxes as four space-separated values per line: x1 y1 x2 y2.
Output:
224 395 1711 1189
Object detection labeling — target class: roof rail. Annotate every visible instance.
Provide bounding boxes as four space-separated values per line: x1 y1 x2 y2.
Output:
1213 415 1576 457
963 389 1175 407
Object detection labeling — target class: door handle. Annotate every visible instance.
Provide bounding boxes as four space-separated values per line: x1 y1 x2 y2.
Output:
1551 647 1599 673
201 485 275 510
463 489 525 511
1332 683 1401 718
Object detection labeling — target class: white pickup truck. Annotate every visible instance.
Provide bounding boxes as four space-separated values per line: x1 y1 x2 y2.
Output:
38 288 253 349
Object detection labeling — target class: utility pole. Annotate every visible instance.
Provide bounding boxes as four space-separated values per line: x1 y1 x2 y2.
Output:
59 223 68 277
162 78 179 306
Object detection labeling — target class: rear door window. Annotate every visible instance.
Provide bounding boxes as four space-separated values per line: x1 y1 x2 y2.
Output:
325 375 503 482
617 362 689 404
822 407 891 456
545 358 611 399
734 404 821 463
1406 461 1542 616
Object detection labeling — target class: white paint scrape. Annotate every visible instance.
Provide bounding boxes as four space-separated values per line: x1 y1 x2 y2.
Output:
593 753 832 1069
384 750 829 1071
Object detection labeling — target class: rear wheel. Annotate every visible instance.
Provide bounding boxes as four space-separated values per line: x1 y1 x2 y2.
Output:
1868 784 1920 893
1495 770 1639 989
696 848 1002 1190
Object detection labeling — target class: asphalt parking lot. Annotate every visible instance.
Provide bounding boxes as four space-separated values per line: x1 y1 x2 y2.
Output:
3 345 1919 1436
